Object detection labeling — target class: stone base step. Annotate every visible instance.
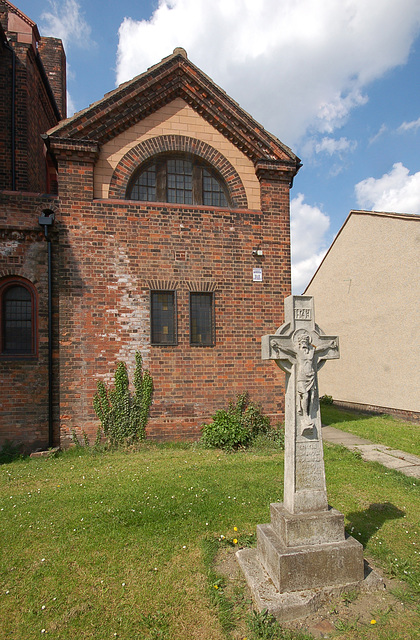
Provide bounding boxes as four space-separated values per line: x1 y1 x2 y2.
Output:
257 522 364 593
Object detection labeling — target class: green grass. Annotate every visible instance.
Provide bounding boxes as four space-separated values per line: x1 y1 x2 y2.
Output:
321 405 420 456
0 430 419 639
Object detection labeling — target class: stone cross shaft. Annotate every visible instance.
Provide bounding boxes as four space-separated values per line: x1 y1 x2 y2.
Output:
262 295 339 514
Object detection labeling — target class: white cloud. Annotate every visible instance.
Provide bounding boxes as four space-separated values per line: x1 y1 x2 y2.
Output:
398 117 420 133
314 137 357 156
40 0 92 50
116 0 420 145
66 90 76 117
290 194 330 293
368 124 388 145
300 136 356 170
355 162 420 214
40 1 93 116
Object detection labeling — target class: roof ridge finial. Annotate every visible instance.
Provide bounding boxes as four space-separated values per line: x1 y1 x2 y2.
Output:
173 47 187 58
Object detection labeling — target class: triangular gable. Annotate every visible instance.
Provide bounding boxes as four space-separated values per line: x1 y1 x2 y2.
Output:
304 209 420 293
46 48 300 172
2 0 40 42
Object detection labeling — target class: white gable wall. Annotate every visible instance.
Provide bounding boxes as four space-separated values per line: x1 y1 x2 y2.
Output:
306 211 420 414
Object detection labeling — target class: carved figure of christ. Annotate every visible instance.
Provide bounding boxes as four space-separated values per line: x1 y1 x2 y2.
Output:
271 330 338 436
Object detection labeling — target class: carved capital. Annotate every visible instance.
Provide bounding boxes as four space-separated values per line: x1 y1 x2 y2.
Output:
255 159 301 185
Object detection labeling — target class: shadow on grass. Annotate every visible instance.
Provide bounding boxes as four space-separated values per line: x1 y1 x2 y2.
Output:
321 405 373 425
346 502 405 547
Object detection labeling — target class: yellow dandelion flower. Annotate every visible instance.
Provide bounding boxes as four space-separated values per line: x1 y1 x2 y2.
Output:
233 538 238 544
214 585 218 589
234 526 238 532
370 620 377 625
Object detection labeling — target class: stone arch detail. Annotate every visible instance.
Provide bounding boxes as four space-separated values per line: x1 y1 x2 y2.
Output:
108 135 248 208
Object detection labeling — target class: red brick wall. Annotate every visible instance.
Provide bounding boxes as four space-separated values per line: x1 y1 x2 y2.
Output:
13 44 58 192
0 34 14 189
55 155 291 445
0 7 60 192
0 192 59 451
0 2 62 452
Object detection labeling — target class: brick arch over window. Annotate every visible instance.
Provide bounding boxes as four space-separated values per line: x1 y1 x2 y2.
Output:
108 135 248 208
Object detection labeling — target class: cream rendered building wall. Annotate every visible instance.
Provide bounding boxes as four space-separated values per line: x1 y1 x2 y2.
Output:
94 97 261 208
306 211 420 413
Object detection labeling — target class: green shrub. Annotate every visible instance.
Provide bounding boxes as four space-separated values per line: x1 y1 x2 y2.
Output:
250 425 285 452
200 392 271 451
0 440 24 464
320 394 334 405
93 352 153 445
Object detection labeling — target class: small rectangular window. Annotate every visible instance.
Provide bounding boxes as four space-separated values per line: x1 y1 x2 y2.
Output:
190 292 214 346
150 291 177 345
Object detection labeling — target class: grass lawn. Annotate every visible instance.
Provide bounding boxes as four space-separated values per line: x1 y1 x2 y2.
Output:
321 405 420 456
0 431 419 639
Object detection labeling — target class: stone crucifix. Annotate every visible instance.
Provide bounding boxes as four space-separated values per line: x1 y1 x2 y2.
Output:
262 295 339 514
237 296 366 612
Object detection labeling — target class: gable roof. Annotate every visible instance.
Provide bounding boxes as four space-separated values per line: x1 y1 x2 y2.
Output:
304 209 420 292
1 0 40 42
45 48 301 174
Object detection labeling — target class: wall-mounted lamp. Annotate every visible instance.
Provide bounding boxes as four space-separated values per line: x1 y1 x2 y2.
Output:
252 247 263 257
38 211 55 235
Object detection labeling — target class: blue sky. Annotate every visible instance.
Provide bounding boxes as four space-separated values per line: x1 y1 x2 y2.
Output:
16 0 420 291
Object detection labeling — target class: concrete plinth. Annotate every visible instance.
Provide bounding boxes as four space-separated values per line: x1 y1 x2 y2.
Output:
257 521 364 593
270 503 345 547
236 547 383 622
236 501 366 620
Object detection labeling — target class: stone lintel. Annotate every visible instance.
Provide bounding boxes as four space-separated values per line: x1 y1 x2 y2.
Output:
270 503 345 547
257 523 364 594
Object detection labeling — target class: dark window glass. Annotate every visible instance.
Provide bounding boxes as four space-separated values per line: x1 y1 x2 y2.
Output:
127 155 230 207
202 168 228 207
130 163 156 201
167 158 193 204
151 291 176 345
1 285 34 355
190 293 214 346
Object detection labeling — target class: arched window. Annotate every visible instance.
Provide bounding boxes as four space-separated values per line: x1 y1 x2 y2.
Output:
127 154 231 207
0 278 37 357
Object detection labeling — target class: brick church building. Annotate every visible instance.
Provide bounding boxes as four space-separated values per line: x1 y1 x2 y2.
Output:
0 1 301 451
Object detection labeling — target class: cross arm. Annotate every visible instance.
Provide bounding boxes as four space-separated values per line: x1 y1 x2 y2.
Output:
262 334 296 374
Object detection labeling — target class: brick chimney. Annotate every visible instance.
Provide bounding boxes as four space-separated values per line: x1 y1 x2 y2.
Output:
38 37 67 119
